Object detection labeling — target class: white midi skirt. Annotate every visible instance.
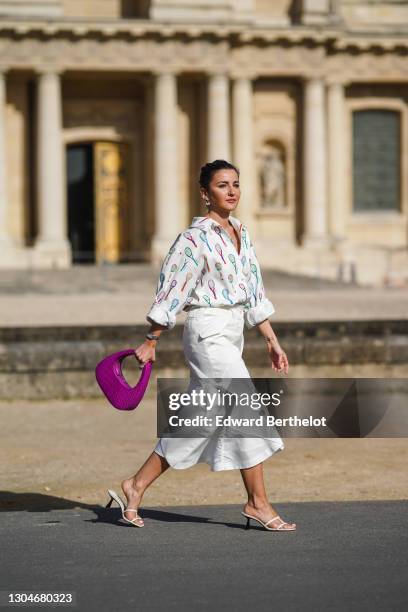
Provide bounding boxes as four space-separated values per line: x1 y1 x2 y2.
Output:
154 304 284 471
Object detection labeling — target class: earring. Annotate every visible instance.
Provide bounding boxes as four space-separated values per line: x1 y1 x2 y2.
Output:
204 198 210 207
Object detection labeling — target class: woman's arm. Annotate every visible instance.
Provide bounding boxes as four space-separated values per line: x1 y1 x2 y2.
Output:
256 318 289 375
134 322 166 368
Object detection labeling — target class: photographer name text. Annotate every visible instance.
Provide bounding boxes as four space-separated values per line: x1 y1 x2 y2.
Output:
168 415 327 427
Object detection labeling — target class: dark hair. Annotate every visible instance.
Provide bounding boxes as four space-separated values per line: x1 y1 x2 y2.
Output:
199 159 240 191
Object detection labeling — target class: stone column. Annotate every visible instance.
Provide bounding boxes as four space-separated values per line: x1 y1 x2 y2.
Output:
207 72 231 161
327 79 347 245
302 76 328 247
0 69 12 248
151 70 179 264
232 75 256 233
34 69 70 267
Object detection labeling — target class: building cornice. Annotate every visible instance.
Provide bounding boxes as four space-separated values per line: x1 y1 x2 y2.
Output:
0 18 407 50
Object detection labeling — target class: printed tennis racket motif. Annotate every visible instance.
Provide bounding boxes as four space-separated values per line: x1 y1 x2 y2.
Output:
215 243 226 264
159 272 165 290
199 231 212 252
184 246 199 266
208 279 217 299
222 288 234 304
214 225 227 246
183 231 197 247
165 279 177 298
228 253 237 274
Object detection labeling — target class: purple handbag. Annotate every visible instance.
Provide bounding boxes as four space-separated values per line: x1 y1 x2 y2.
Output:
95 349 153 411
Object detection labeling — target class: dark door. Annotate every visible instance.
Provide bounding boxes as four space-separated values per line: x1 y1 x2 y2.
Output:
67 144 95 263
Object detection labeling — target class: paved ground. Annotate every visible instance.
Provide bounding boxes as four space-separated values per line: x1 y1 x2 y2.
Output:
1 264 408 326
1 500 407 611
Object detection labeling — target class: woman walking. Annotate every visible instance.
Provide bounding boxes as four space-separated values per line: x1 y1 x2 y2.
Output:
107 159 296 531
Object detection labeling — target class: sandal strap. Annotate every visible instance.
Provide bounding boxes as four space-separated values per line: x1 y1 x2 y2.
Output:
265 515 281 526
124 510 143 519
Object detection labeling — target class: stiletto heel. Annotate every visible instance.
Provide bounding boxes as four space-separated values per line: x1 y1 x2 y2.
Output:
105 497 114 509
245 516 251 530
105 489 144 528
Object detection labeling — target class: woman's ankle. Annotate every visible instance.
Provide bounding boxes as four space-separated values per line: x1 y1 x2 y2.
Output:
245 496 270 512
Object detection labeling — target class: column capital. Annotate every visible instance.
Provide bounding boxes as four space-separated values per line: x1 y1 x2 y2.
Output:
204 67 230 78
151 66 179 78
230 70 257 81
326 75 350 87
300 73 327 85
33 65 65 77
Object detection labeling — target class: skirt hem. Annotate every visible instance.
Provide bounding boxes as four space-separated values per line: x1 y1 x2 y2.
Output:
154 440 285 472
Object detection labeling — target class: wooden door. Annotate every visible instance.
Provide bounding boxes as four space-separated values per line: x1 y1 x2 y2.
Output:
94 141 130 264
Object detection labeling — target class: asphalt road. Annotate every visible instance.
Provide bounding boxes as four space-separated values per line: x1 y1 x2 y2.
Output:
1 500 407 611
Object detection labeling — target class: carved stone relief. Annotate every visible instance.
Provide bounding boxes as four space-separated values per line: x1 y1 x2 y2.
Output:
259 141 287 209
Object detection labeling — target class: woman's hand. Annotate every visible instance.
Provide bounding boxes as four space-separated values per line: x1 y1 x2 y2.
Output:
134 340 156 369
267 338 289 375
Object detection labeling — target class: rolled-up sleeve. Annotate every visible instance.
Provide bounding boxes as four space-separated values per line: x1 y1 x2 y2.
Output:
244 238 275 329
146 231 203 330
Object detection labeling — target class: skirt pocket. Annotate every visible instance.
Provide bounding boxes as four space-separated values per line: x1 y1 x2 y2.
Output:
190 309 230 340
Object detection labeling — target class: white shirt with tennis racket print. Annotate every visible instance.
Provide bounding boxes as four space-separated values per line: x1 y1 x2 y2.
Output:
146 215 275 330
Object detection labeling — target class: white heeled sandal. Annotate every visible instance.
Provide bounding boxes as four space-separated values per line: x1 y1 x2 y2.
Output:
105 489 144 528
242 511 296 531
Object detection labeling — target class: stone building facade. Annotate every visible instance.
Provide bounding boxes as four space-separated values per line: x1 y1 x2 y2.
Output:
1 0 408 285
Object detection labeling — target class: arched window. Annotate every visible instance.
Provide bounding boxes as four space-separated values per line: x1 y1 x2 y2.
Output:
352 109 400 212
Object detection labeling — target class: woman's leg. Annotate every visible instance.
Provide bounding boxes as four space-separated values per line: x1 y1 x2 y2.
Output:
240 462 296 529
121 451 170 525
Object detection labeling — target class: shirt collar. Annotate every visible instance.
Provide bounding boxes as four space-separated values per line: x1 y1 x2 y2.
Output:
190 215 242 234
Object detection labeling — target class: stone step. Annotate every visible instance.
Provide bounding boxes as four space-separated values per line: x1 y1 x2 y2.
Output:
1 320 408 399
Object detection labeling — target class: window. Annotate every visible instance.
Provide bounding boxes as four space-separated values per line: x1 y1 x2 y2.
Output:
352 109 400 212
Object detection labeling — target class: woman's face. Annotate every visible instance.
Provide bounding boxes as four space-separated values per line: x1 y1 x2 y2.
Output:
201 168 241 213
